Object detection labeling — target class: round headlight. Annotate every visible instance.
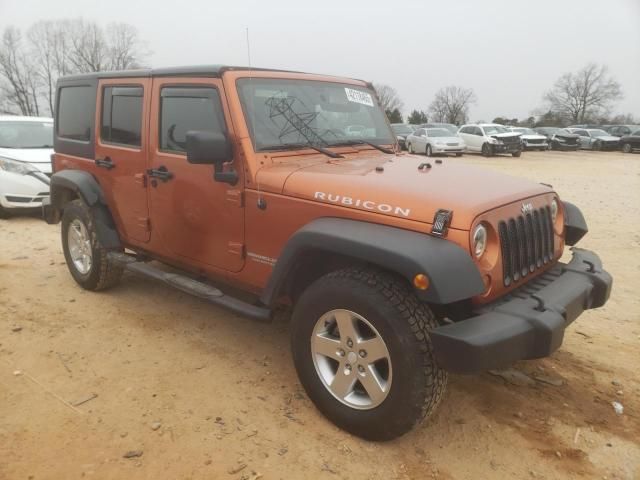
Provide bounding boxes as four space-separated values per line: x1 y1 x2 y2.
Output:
550 199 558 222
473 224 487 258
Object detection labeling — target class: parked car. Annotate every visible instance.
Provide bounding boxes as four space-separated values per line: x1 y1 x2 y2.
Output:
565 128 620 150
43 65 611 441
0 116 53 218
534 127 580 151
390 123 415 150
457 123 522 157
419 123 459 135
507 127 549 151
619 129 640 153
607 125 640 138
406 127 465 156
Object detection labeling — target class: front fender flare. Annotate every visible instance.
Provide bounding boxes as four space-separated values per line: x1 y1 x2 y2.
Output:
260 218 484 306
562 201 588 246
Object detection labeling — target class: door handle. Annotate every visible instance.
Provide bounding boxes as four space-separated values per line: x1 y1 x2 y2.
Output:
95 157 115 170
147 166 173 182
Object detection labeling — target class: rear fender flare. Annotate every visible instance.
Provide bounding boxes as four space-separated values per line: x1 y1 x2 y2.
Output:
260 218 484 306
49 170 121 249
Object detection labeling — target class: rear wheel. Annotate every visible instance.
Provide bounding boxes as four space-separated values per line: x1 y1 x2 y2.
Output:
426 144 433 157
61 199 123 291
407 143 414 154
481 143 493 157
622 143 632 153
291 267 447 441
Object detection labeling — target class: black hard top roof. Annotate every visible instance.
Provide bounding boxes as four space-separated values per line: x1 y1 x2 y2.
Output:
58 65 366 83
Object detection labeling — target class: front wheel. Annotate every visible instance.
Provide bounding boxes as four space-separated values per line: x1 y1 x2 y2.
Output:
407 143 414 154
622 143 632 153
61 199 123 291
481 143 493 157
291 268 447 441
426 144 433 157
455 152 463 157
593 140 602 151
512 150 522 157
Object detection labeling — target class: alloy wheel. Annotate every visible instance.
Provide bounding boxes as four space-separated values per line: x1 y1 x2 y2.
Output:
310 309 392 410
67 219 92 274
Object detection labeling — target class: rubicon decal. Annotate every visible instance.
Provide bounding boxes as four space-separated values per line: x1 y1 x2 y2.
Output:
314 192 411 217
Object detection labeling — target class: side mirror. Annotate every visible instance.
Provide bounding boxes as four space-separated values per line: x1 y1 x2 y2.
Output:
186 131 238 185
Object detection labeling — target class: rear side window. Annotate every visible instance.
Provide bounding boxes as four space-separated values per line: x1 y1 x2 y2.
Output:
159 87 226 154
57 86 94 141
101 86 143 147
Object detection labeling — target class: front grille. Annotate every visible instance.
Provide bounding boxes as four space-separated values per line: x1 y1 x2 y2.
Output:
527 139 544 144
446 142 458 146
500 136 520 145
498 206 554 286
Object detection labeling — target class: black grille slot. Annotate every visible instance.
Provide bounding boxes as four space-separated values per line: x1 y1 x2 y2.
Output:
498 207 555 286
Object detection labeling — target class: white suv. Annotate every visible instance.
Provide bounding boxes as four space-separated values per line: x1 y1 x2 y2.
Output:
0 116 53 217
457 123 522 157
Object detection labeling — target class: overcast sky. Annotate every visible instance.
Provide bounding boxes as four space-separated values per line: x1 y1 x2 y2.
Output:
2 0 639 121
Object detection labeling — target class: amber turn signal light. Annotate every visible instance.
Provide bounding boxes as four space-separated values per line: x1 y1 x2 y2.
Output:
413 273 430 290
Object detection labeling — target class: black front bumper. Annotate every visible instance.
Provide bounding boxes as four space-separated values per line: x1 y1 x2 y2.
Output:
430 248 612 373
493 143 521 153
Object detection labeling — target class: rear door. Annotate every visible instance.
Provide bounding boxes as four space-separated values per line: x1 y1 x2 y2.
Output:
147 78 245 272
95 78 151 243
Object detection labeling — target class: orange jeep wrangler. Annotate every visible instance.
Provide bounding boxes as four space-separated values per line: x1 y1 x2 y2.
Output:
43 65 612 440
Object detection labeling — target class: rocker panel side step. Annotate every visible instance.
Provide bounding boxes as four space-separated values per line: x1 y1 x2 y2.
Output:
108 252 271 322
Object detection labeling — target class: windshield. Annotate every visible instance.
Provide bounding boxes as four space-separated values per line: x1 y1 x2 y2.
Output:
426 128 451 137
483 125 509 135
588 129 608 136
392 124 413 135
438 124 459 134
0 121 53 148
514 128 536 135
236 78 394 151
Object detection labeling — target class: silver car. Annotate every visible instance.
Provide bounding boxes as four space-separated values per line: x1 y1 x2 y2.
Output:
508 127 549 151
406 128 466 156
565 128 620 151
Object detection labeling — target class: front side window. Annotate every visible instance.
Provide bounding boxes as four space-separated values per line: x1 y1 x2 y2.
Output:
236 78 394 151
101 86 143 147
57 86 94 141
159 87 226 154
0 121 53 148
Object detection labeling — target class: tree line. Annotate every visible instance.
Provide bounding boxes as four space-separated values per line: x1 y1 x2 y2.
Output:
375 63 631 127
0 19 148 116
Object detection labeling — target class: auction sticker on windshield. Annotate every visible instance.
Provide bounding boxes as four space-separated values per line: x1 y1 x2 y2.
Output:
344 88 374 107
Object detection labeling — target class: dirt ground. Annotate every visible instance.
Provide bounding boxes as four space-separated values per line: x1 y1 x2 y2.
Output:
1 150 639 480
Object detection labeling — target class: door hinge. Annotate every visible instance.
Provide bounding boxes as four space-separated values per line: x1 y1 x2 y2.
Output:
228 242 245 258
226 190 244 207
138 217 151 232
134 172 147 188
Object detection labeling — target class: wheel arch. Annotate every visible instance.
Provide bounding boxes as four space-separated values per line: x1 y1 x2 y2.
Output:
260 218 484 307
47 170 122 249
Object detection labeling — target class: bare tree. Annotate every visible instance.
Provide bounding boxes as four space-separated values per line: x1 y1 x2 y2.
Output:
0 19 149 116
428 86 476 125
543 63 623 124
0 28 41 116
373 83 404 117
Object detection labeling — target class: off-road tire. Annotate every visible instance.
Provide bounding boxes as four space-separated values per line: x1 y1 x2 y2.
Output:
512 150 522 157
622 143 632 153
481 143 492 157
290 267 447 441
61 199 123 291
426 144 433 157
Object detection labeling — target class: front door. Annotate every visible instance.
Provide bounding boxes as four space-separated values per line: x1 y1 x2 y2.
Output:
147 78 245 272
95 78 151 243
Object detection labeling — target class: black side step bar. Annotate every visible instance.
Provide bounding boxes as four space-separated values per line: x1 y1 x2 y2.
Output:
107 252 271 322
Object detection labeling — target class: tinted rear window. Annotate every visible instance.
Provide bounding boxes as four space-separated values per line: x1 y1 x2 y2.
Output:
101 86 143 147
57 86 94 141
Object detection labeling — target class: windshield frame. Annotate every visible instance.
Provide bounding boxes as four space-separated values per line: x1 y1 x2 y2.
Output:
0 120 54 149
235 76 396 153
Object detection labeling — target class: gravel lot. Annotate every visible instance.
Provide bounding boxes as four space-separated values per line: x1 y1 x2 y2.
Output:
1 150 639 480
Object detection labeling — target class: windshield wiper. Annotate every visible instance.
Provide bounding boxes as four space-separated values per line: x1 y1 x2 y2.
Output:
328 140 395 154
259 143 343 159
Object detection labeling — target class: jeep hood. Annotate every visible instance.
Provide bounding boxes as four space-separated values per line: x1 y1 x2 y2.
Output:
259 152 551 230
